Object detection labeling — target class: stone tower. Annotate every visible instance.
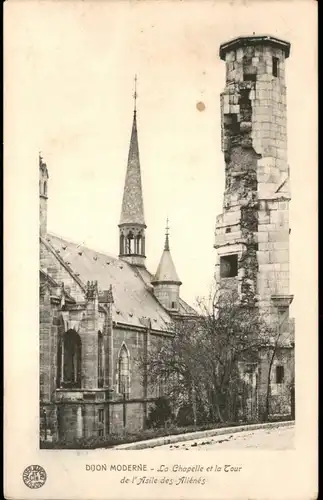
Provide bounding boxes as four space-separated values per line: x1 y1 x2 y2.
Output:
39 153 49 236
152 222 182 312
214 36 294 418
119 80 146 267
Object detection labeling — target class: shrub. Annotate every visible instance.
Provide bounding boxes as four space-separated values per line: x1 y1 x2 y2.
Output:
176 404 194 427
176 402 212 427
40 417 294 449
146 397 174 429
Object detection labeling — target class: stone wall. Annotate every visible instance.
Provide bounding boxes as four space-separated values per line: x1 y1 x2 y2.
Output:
78 294 99 390
39 196 47 236
39 264 169 441
112 326 147 399
40 275 60 439
39 283 53 402
257 199 290 313
153 283 180 311
109 402 145 434
40 404 58 442
257 346 294 418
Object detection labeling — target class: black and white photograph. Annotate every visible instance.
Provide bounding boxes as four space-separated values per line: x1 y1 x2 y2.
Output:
4 0 317 498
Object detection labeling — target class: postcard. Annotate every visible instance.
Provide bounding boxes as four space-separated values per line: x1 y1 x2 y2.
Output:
4 0 318 498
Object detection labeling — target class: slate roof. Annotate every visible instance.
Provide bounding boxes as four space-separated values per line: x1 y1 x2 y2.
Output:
119 111 145 226
219 35 291 60
152 248 182 284
177 297 197 316
44 233 196 331
152 232 182 284
132 262 195 315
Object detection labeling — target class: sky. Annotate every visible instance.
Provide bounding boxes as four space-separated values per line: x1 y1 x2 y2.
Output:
5 0 317 316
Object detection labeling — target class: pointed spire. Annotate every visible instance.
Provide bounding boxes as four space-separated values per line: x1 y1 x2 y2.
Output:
152 222 181 285
119 76 145 226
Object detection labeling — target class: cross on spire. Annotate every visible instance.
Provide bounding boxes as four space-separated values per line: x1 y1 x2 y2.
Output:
164 217 170 251
39 150 47 172
133 74 138 113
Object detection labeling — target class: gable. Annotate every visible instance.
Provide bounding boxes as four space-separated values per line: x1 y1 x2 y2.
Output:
40 237 85 301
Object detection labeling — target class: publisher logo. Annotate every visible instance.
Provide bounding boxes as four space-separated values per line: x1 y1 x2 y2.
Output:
23 465 47 489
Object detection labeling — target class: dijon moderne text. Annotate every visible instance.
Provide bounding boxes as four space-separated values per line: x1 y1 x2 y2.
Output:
85 464 242 473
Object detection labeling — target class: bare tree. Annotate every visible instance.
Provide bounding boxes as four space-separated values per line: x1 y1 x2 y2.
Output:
139 286 274 425
195 288 274 422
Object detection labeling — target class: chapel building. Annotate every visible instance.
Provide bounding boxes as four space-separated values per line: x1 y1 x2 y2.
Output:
39 102 196 443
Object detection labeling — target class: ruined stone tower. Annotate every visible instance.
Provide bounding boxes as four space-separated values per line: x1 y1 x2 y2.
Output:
214 36 295 419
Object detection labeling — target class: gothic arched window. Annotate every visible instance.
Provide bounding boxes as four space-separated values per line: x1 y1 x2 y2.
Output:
56 319 65 388
120 234 125 255
136 235 142 254
44 181 47 196
127 232 134 254
118 345 130 397
98 331 104 388
62 330 82 388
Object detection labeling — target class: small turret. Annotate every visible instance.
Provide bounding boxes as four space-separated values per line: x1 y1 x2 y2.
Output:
152 220 182 311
